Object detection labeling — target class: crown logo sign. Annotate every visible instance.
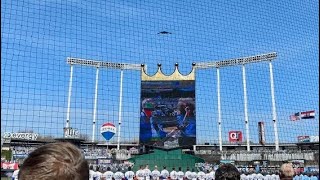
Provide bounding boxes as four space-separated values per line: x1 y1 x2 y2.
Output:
141 63 196 81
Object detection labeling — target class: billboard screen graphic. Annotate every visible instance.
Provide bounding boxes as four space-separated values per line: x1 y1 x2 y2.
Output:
140 80 196 147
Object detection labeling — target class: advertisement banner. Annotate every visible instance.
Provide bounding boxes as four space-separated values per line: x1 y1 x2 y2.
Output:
258 122 266 145
1 162 19 170
140 65 196 147
297 136 310 142
228 131 242 142
63 127 80 138
3 132 38 140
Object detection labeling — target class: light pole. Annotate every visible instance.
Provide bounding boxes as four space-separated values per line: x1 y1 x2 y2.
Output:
66 58 140 147
195 52 278 151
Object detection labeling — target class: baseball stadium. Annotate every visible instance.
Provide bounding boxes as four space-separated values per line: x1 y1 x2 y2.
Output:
1 0 319 179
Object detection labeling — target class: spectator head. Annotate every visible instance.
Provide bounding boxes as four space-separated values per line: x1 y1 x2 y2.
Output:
172 167 175 170
107 167 111 171
18 142 89 180
187 167 189 171
179 167 182 171
163 166 166 169
215 163 240 180
154 165 158 170
128 167 132 171
280 163 295 179
140 165 144 169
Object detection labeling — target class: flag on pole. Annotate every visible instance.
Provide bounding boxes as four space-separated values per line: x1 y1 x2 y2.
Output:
290 112 300 121
300 110 315 119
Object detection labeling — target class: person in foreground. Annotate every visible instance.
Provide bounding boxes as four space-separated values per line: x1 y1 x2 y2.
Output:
18 142 89 180
279 163 295 180
215 163 240 180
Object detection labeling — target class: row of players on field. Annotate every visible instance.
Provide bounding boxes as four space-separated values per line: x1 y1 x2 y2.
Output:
89 165 216 180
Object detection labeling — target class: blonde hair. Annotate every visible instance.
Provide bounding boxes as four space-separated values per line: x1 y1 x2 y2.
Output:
280 163 295 178
19 142 89 180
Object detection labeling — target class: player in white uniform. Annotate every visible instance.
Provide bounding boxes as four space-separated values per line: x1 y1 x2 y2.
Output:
114 168 125 180
125 167 135 180
240 173 247 180
145 165 152 180
151 166 161 180
206 169 215 180
170 167 178 180
210 169 215 180
12 165 20 180
136 165 146 180
103 167 114 180
95 166 103 180
89 165 98 180
185 168 193 180
256 173 264 180
160 166 169 179
271 173 280 180
177 167 184 180
197 170 206 180
191 169 198 180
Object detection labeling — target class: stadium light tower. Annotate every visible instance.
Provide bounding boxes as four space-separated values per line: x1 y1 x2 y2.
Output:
195 52 279 152
66 58 140 150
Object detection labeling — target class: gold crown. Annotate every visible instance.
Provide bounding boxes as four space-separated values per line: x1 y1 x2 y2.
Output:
141 63 195 81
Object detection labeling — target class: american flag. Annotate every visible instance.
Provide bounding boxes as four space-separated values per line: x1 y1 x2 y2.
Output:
290 112 300 121
300 110 316 119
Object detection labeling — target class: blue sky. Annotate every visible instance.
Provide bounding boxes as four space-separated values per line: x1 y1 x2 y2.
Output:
1 0 319 145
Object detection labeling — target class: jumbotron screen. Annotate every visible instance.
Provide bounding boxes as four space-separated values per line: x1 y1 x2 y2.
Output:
140 80 196 147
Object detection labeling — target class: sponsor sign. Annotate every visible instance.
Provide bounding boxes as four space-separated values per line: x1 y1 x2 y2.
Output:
1 162 19 170
220 160 235 165
228 131 242 142
64 127 80 138
298 136 310 142
258 122 266 145
100 123 116 141
98 159 112 164
3 132 38 140
129 147 139 154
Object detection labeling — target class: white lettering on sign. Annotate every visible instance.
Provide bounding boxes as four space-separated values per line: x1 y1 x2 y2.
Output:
3 132 38 140
64 128 80 138
101 126 115 132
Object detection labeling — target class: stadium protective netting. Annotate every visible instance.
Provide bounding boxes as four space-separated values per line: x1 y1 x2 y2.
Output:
1 1 319 148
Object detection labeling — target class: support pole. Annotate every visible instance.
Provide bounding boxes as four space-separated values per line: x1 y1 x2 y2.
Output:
216 68 223 151
92 67 100 142
117 70 124 150
66 65 74 130
269 61 279 151
242 65 250 151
